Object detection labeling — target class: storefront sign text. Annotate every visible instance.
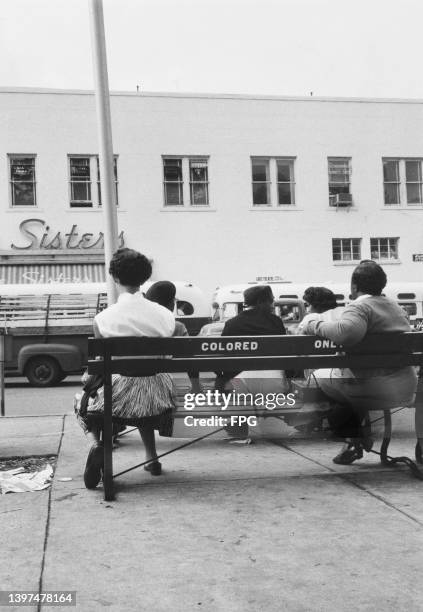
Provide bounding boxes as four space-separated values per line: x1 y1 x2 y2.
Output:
11 218 125 251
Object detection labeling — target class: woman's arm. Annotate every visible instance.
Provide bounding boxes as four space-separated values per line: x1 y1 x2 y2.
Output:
303 303 368 346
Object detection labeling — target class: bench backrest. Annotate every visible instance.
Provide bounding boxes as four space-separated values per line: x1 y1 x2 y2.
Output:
88 333 423 377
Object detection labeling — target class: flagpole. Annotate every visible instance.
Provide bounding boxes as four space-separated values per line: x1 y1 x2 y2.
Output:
88 0 119 304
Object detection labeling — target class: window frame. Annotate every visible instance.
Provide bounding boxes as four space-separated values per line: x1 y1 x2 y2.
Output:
162 156 210 208
370 237 399 261
328 157 351 206
383 157 423 207
8 154 37 207
332 238 361 263
251 156 296 207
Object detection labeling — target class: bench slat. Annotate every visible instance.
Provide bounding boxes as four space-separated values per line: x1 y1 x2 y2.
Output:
88 332 423 358
88 351 423 376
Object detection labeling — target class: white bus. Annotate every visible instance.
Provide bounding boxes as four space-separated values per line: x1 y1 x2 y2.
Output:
211 281 423 328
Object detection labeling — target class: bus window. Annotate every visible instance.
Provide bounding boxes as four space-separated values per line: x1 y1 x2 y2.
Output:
398 293 416 300
222 303 240 319
399 303 417 317
276 304 302 323
176 300 194 316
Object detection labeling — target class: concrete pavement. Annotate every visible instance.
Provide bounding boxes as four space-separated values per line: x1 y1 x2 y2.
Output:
1 411 423 611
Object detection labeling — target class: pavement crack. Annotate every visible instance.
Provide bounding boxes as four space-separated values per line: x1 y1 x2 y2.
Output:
37 414 66 612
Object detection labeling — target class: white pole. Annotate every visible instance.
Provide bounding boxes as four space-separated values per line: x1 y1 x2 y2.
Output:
0 331 5 417
88 0 119 305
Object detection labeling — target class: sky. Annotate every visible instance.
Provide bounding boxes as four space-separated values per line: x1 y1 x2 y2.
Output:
0 0 422 99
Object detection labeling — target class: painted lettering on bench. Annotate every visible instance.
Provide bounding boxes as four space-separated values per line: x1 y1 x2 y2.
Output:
201 341 259 353
314 339 337 349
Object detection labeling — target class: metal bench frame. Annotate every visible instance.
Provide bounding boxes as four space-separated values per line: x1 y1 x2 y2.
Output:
88 333 423 501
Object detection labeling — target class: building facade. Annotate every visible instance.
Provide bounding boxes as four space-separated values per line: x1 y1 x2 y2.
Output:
0 87 422 297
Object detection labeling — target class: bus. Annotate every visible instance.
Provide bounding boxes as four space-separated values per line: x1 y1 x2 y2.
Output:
211 281 423 328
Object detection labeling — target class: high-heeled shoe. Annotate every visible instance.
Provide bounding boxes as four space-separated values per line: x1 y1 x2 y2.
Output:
332 441 363 465
144 461 162 476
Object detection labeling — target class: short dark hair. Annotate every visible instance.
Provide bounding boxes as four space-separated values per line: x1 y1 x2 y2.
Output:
145 281 176 309
351 262 387 295
109 248 152 287
302 287 338 313
244 285 274 307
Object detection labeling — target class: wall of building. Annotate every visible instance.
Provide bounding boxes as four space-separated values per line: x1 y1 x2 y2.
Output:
0 88 422 298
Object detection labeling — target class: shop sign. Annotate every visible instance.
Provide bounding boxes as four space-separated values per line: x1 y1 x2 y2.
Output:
11 218 125 251
412 254 423 262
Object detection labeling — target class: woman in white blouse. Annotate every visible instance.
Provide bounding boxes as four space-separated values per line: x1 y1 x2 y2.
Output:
80 248 176 488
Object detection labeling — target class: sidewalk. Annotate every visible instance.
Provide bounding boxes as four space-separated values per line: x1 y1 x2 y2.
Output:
1 412 423 612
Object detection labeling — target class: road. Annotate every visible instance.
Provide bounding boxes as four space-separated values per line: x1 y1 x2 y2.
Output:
3 375 81 417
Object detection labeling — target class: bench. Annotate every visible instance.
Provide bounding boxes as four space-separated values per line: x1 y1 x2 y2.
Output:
88 333 423 501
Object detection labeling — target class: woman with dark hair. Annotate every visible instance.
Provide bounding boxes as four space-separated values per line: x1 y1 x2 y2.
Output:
78 249 176 488
302 262 418 464
297 287 341 335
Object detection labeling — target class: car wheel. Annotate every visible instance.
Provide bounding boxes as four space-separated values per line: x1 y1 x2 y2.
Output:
25 356 62 387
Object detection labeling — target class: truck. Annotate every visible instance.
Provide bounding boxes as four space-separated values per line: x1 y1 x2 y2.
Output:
0 281 210 386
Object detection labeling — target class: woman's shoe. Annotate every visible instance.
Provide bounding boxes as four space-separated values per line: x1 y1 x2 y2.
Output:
144 461 162 476
333 441 363 465
84 443 104 489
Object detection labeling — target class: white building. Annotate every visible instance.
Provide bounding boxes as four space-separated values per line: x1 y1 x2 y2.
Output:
0 87 422 297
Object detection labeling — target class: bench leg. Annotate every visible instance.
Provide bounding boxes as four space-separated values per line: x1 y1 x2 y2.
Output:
380 410 392 466
103 374 115 501
377 409 423 480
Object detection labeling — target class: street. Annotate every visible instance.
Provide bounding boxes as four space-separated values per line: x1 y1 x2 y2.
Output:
3 376 81 417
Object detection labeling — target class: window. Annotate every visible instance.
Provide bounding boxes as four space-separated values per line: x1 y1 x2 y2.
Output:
332 238 361 262
9 155 36 206
163 157 209 207
69 155 118 208
383 158 423 206
370 237 399 260
328 158 351 205
251 157 295 206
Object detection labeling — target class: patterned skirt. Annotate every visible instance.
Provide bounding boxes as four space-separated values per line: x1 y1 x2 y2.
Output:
75 373 176 433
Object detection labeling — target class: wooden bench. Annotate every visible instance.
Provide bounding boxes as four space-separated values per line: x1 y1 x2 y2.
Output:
88 333 423 501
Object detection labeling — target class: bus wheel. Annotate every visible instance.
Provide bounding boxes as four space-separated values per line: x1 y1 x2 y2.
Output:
25 356 62 387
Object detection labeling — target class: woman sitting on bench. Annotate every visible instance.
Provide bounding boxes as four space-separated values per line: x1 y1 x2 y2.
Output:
78 248 176 488
301 262 418 465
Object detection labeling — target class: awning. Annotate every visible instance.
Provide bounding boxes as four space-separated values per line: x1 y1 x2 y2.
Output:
0 263 106 284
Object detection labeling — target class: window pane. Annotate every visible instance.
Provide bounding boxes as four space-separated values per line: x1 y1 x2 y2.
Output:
405 160 422 182
72 181 91 202
164 159 182 181
278 183 292 205
332 239 341 260
12 182 36 206
252 161 269 182
352 241 361 259
277 161 291 182
70 158 90 179
190 183 208 205
383 160 399 182
11 158 35 181
190 160 208 182
406 183 422 204
253 183 269 205
328 160 350 183
164 182 183 205
384 183 400 204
